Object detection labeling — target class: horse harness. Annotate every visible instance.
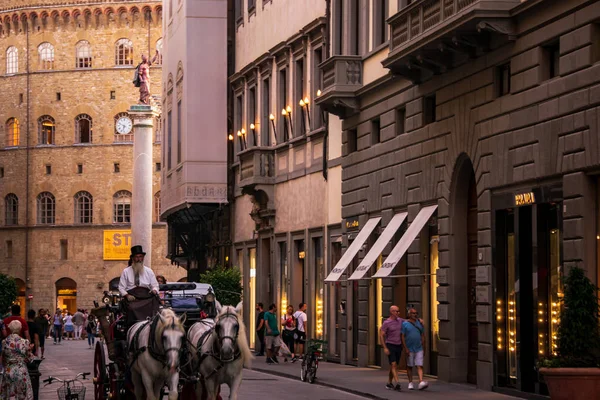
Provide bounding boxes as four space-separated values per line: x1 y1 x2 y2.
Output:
195 311 242 378
129 314 183 369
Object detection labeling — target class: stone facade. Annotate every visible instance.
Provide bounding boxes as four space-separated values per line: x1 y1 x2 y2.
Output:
0 0 186 314
316 0 600 396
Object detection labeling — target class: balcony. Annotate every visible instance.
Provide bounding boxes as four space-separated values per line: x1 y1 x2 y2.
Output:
383 0 520 83
238 147 275 188
315 55 362 118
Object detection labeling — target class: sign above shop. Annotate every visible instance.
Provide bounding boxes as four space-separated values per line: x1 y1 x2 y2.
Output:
103 230 132 261
514 192 536 206
345 218 360 230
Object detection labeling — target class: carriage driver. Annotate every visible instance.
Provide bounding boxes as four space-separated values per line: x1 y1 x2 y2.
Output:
118 245 159 301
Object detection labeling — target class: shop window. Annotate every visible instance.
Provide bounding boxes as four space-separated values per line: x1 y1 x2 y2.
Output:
313 237 324 339
56 277 77 314
249 248 257 348
279 241 288 311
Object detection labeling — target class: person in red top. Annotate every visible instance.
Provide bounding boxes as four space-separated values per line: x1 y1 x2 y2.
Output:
3 304 30 341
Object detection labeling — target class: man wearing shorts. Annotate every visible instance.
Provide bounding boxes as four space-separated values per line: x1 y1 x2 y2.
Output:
402 308 428 390
292 302 307 362
263 303 282 364
379 305 403 391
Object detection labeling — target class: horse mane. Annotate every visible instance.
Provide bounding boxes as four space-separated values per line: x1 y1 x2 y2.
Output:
217 305 253 368
156 308 185 337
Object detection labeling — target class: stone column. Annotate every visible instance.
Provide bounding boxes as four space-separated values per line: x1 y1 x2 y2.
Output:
129 104 158 267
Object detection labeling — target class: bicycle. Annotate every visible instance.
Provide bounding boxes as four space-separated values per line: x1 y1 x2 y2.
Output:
43 372 91 400
300 339 328 384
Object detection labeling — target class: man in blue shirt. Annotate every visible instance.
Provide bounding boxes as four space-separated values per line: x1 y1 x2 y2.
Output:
401 308 428 390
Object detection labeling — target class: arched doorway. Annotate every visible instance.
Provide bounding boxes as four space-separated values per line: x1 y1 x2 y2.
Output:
15 278 26 317
449 154 478 384
55 278 77 314
109 277 120 292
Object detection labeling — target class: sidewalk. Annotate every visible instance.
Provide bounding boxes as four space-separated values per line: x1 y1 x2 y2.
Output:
252 356 521 400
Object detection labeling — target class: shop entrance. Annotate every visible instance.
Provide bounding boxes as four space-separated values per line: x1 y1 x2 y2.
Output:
56 277 77 314
330 241 342 359
495 201 561 395
291 239 305 310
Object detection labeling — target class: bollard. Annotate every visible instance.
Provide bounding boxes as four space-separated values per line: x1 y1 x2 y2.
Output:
28 358 43 400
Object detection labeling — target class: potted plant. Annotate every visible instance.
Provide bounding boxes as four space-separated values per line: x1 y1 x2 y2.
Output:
539 267 600 400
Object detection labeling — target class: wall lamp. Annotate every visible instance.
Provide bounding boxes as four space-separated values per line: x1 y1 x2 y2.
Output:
228 133 234 141
237 130 246 150
283 106 294 139
299 96 311 132
269 113 278 145
249 123 257 147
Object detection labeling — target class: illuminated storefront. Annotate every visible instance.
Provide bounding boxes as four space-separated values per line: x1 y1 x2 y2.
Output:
56 277 78 313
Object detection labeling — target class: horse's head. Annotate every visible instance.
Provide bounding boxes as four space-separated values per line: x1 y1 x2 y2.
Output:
157 309 186 373
214 305 241 362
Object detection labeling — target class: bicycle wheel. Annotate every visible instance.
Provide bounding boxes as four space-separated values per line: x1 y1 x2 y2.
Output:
300 359 309 382
307 362 317 384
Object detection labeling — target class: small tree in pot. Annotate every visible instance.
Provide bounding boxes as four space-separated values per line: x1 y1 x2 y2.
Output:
539 267 600 399
0 273 18 317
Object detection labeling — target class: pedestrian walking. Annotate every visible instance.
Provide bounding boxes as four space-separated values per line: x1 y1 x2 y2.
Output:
292 302 308 362
380 305 404 391
3 304 31 341
52 308 64 344
1 320 35 400
34 309 49 359
255 303 266 357
72 309 85 340
281 305 296 362
86 315 97 349
402 308 428 390
26 309 41 358
64 311 74 340
263 303 282 364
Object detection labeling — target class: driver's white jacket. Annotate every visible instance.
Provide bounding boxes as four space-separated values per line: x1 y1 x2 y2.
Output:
118 266 159 296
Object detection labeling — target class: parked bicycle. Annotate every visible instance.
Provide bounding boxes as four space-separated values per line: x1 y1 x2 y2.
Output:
43 372 90 400
300 339 328 384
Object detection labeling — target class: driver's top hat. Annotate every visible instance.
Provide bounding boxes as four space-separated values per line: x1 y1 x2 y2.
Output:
130 245 146 256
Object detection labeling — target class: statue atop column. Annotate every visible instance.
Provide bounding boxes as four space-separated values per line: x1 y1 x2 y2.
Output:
134 50 159 105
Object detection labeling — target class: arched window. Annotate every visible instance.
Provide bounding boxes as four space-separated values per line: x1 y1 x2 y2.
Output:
75 114 92 143
38 42 54 70
5 194 18 226
6 118 19 147
75 40 92 68
154 191 161 222
115 38 133 66
38 115 55 145
37 192 55 224
6 46 18 74
74 191 93 224
155 38 163 65
113 190 131 223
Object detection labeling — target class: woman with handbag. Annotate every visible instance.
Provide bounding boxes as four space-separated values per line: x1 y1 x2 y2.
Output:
280 305 296 362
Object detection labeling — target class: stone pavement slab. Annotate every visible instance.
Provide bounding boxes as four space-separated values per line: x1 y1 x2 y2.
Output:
252 356 522 400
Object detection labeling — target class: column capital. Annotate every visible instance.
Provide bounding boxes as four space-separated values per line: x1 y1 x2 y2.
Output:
128 104 160 121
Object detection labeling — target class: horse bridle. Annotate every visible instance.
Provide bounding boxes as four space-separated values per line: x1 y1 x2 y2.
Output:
212 311 241 363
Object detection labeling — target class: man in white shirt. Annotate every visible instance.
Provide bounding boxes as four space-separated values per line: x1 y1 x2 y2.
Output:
118 245 159 301
292 302 308 362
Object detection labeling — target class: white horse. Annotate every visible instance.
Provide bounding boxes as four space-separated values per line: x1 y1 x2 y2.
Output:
187 302 253 400
127 308 186 400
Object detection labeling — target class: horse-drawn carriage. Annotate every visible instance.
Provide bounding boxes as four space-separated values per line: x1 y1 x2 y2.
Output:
91 282 250 400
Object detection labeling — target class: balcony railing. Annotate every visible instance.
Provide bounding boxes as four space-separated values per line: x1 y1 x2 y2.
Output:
114 133 134 143
315 55 362 117
239 147 275 187
384 0 519 82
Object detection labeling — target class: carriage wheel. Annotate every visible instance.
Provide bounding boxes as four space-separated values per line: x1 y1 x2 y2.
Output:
94 342 109 400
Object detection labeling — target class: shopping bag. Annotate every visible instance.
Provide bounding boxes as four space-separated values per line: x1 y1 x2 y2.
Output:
278 341 292 358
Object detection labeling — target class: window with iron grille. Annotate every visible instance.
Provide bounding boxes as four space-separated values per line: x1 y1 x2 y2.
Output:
113 190 131 223
75 40 92 68
38 115 55 145
5 194 18 226
5 118 19 147
74 191 93 224
6 46 18 74
37 192 55 224
38 42 54 70
115 38 133 66
75 114 92 143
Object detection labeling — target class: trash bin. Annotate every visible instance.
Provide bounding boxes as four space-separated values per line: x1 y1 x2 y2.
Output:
27 358 43 400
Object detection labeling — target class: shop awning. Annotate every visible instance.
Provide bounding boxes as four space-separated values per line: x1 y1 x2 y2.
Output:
348 212 407 281
324 217 381 282
373 205 438 279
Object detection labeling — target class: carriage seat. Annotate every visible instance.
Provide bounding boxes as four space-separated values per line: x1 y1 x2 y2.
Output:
123 287 161 327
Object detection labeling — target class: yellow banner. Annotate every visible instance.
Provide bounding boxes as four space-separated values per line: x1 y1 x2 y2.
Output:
103 230 133 261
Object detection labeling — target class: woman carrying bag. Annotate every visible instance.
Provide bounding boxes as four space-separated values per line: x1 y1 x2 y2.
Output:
281 305 296 362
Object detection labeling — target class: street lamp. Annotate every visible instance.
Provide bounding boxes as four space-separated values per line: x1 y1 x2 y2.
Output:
269 113 278 145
